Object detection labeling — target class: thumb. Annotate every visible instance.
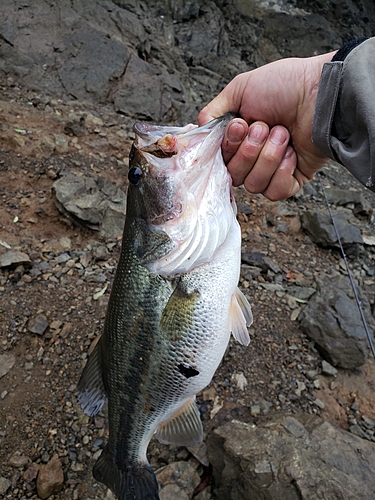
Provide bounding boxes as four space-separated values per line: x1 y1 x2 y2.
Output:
197 89 236 126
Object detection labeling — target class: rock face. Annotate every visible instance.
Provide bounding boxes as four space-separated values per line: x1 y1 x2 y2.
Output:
1 0 375 124
299 274 375 368
208 414 375 500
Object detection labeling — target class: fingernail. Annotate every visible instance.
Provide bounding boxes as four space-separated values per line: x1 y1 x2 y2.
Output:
248 123 267 146
284 145 294 158
227 122 246 142
270 127 288 145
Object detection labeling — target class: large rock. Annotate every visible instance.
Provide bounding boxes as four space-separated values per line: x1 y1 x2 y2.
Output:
208 414 375 500
301 209 363 248
299 274 375 368
52 173 126 238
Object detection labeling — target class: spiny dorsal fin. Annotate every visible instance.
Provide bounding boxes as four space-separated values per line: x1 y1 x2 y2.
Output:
155 396 203 447
76 340 106 417
229 288 253 346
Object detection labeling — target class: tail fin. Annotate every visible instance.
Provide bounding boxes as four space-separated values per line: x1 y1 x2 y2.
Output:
93 448 159 500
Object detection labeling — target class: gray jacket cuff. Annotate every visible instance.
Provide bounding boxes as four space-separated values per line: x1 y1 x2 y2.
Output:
312 37 375 190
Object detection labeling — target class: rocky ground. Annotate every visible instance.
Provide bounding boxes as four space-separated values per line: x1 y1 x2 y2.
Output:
2 70 375 499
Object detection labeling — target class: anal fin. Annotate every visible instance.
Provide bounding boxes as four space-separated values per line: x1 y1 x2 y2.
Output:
155 396 203 447
230 288 253 346
76 340 106 417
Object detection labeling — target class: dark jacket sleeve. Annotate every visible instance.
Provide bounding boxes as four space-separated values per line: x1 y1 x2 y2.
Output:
312 37 375 191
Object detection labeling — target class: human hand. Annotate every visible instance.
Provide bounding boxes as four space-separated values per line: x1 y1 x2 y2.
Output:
198 52 336 200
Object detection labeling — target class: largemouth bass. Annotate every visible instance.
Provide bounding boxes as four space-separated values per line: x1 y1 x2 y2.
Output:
77 114 253 500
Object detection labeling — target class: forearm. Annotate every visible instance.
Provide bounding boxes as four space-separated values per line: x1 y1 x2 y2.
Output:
312 37 375 190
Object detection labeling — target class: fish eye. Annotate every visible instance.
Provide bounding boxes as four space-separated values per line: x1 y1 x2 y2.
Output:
128 166 142 186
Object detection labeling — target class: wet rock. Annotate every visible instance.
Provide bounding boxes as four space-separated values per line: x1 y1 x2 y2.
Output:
27 314 49 335
299 274 375 368
0 353 16 378
301 209 363 247
52 173 126 238
156 461 200 500
36 455 64 499
208 414 375 500
0 250 31 268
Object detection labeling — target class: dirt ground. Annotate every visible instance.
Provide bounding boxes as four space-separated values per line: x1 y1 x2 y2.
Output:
2 73 375 499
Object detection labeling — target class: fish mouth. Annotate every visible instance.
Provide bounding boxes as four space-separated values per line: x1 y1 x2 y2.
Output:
133 113 236 154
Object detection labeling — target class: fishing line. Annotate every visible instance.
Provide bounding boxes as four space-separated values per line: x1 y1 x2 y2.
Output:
317 172 375 360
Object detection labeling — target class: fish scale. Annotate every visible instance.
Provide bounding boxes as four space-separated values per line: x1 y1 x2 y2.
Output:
77 114 253 499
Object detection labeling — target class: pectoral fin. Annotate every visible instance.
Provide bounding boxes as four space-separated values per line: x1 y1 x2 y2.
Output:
76 340 106 417
230 288 253 346
160 280 199 341
155 396 203 446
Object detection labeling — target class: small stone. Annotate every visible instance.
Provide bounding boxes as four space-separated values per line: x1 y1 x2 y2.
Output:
159 483 189 500
36 455 64 499
41 136 55 153
0 250 31 268
23 463 40 483
9 452 31 468
295 381 306 396
86 113 104 127
278 394 287 404
156 462 200 500
313 379 321 389
314 398 325 409
0 353 16 378
0 476 11 495
321 360 338 377
54 134 69 153
362 416 375 429
24 361 34 370
27 315 49 335
250 404 261 415
187 442 210 467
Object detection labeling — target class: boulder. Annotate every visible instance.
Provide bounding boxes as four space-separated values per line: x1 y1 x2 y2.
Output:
208 414 375 500
299 274 375 368
52 174 126 238
301 209 363 248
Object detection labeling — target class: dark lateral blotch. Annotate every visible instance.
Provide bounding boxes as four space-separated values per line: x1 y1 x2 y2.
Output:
178 364 199 378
